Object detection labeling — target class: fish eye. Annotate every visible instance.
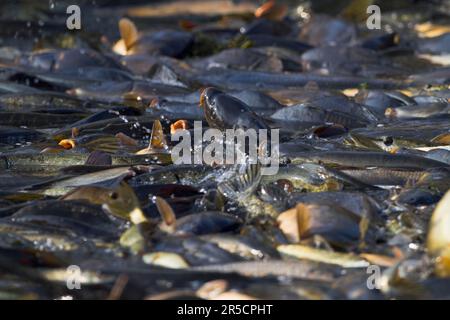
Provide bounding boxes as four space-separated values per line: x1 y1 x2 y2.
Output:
109 192 119 200
383 136 394 146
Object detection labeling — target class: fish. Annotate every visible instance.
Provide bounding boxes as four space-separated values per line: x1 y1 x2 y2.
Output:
285 151 448 170
0 112 87 128
24 166 135 196
0 92 111 113
154 196 241 236
347 120 450 152
386 102 449 119
61 181 145 222
200 233 280 260
116 18 193 58
340 168 425 186
278 202 364 249
287 191 381 220
190 48 285 73
147 99 204 120
194 69 405 91
270 103 370 129
192 260 339 281
23 48 124 73
262 164 343 192
277 245 370 268
0 126 46 145
199 87 270 131
0 152 172 173
7 200 123 240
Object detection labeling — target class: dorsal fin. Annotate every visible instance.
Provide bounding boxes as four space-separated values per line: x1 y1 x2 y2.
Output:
119 18 139 51
135 120 168 155
150 120 167 149
218 163 262 201
115 132 138 146
85 151 112 166
155 196 176 232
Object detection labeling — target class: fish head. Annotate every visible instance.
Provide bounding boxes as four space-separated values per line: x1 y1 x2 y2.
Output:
199 87 222 108
102 182 145 222
349 131 400 153
199 87 225 128
61 182 145 222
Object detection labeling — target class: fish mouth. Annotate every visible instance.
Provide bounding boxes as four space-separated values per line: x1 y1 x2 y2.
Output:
129 207 147 225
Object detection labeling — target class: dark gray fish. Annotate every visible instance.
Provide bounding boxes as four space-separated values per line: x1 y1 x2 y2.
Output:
168 211 242 236
192 260 341 281
270 104 370 129
189 48 284 73
0 112 86 128
0 126 46 144
289 191 381 220
0 153 171 173
284 151 448 169
195 69 404 91
341 168 425 186
200 87 270 131
128 30 193 58
23 48 124 73
7 200 124 240
153 237 243 266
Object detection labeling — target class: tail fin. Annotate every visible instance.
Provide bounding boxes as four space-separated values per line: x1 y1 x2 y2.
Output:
218 163 262 201
119 18 139 51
